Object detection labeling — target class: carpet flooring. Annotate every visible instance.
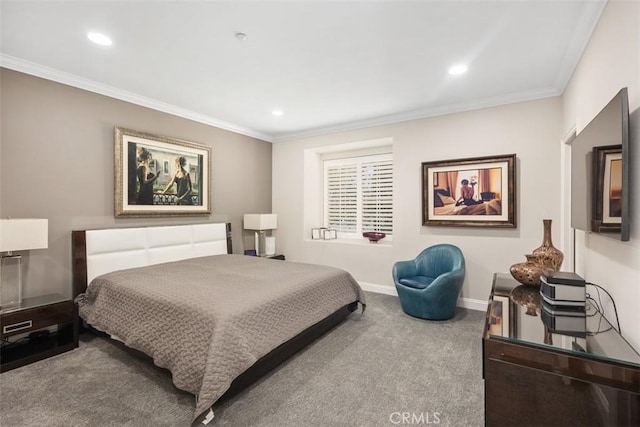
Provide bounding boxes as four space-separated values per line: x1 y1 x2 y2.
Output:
0 292 485 426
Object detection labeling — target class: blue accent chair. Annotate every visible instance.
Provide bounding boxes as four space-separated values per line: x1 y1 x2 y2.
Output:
392 244 465 320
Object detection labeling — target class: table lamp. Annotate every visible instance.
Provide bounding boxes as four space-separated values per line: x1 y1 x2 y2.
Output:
243 214 277 256
0 219 48 312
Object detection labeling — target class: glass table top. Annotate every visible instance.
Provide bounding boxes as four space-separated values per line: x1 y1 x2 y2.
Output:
0 293 69 314
487 273 640 368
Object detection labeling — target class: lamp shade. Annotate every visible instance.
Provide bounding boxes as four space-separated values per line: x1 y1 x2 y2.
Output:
243 214 277 231
0 219 48 252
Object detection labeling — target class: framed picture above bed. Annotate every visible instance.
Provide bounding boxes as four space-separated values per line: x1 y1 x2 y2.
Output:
114 127 211 217
422 154 516 228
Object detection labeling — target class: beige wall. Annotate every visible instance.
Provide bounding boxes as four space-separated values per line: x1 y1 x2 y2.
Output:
561 0 640 350
0 68 273 299
273 96 563 306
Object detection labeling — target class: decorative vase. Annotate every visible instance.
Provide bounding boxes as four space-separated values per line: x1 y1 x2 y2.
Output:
510 285 541 316
509 254 544 287
532 219 564 271
543 326 553 345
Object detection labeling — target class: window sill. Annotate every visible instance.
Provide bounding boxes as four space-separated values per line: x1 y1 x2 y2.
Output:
304 238 392 247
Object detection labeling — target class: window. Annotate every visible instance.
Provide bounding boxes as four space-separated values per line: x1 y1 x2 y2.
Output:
323 153 393 238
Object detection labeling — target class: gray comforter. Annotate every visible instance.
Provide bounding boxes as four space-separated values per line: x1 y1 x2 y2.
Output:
76 254 364 424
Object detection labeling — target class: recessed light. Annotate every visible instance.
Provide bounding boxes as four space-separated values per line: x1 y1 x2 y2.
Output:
448 64 467 76
87 32 112 46
235 32 248 41
272 110 283 117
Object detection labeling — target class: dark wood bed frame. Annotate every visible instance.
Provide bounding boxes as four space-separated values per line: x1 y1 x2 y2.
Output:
71 223 358 424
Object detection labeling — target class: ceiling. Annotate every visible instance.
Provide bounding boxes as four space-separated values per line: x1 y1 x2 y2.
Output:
0 1 606 142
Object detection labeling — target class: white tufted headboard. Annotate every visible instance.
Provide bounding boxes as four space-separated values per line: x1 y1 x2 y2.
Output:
72 222 231 297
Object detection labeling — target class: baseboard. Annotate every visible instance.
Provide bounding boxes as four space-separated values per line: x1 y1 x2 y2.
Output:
358 281 487 312
457 298 488 312
358 282 398 296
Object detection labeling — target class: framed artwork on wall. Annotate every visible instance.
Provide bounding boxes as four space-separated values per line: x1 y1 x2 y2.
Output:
592 144 622 233
422 154 516 228
114 127 211 217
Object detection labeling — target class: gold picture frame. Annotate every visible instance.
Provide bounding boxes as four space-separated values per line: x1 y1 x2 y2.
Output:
114 127 211 217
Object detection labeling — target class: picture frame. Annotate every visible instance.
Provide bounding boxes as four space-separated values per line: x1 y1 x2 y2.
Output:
592 145 622 233
422 154 516 228
114 127 211 217
311 228 324 240
311 227 338 240
322 229 337 240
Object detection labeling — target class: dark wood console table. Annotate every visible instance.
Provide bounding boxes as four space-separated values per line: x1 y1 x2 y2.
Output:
483 273 639 427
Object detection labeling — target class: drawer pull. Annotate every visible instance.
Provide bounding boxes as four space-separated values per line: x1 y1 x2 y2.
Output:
3 320 32 334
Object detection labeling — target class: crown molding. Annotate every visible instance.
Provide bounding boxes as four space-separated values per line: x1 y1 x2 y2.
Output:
272 86 561 142
1 53 573 145
0 54 274 143
553 0 607 92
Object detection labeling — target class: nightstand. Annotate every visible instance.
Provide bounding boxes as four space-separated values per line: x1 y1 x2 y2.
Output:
1 294 79 372
265 254 285 260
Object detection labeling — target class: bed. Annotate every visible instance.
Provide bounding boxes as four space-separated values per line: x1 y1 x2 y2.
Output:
72 222 364 425
433 190 502 216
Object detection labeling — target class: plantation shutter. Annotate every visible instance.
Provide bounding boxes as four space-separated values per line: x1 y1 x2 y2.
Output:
324 153 393 237
325 163 358 232
361 158 393 234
